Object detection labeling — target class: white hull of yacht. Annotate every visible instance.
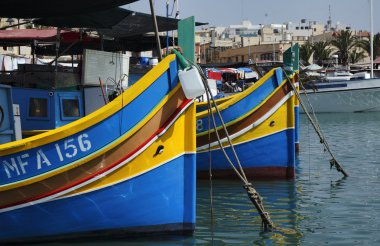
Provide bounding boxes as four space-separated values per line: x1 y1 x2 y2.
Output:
300 78 380 113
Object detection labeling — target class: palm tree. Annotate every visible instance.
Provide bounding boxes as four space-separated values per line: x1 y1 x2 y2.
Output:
300 42 313 66
349 49 366 64
330 30 358 66
357 33 380 59
312 41 332 66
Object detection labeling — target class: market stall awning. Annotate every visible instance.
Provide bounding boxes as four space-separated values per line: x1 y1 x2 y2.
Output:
34 8 207 38
0 28 179 53
0 0 138 18
0 29 98 46
0 29 62 40
0 7 206 53
33 8 131 29
98 10 184 38
33 34 177 54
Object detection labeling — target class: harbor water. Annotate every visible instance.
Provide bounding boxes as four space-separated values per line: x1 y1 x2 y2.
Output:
43 112 380 245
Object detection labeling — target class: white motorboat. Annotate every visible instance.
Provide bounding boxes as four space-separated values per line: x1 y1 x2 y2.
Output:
300 77 380 113
301 0 378 113
324 69 353 82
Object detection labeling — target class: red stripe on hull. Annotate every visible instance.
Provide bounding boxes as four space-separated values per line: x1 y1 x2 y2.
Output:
0 99 193 210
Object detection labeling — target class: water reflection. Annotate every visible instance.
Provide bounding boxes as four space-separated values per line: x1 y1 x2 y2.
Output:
195 179 302 245
38 112 380 245
296 112 380 244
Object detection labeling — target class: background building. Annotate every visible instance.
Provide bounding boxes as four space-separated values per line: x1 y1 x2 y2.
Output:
195 18 371 65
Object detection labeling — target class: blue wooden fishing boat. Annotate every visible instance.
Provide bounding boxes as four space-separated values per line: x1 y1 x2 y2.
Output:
0 54 197 243
196 67 298 179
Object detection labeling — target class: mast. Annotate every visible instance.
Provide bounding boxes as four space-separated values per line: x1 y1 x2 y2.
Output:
174 0 179 46
149 0 162 61
370 0 374 78
166 0 169 56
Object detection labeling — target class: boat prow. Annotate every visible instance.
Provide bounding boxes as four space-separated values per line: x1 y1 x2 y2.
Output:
0 54 197 243
196 68 297 180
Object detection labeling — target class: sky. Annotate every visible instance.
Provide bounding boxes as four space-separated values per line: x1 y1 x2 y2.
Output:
125 0 380 33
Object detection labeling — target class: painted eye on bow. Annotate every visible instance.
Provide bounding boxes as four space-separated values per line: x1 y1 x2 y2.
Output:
154 145 165 156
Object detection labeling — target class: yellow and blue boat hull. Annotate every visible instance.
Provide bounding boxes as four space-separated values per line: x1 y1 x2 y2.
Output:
0 55 196 242
196 68 296 179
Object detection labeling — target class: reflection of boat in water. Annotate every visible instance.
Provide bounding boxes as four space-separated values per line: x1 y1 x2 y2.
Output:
0 47 197 243
196 179 299 244
196 68 297 179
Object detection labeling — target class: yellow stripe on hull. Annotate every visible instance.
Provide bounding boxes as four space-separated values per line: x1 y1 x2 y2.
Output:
195 70 297 121
64 102 196 196
0 55 177 156
198 94 295 152
294 81 300 107
197 79 289 137
0 84 183 192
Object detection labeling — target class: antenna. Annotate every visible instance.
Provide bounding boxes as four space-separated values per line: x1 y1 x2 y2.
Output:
328 5 332 31
370 0 374 78
241 0 244 21
176 0 179 19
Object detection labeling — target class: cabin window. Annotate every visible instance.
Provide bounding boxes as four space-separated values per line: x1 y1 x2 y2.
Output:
28 97 48 118
62 99 80 117
60 96 81 120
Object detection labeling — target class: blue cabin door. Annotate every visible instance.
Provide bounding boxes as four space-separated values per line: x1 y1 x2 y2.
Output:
0 85 15 144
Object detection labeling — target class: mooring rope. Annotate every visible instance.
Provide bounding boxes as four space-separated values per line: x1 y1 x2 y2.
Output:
191 61 275 231
207 95 215 235
282 68 349 177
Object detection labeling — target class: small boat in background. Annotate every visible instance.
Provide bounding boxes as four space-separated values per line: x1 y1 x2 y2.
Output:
196 67 297 179
324 68 353 81
0 53 197 243
301 77 380 113
300 62 380 113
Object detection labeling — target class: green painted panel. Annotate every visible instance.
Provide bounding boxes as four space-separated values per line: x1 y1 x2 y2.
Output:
292 43 299 71
283 43 300 73
178 16 195 63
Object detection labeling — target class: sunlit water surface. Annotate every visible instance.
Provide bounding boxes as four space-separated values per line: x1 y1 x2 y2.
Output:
41 113 380 245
